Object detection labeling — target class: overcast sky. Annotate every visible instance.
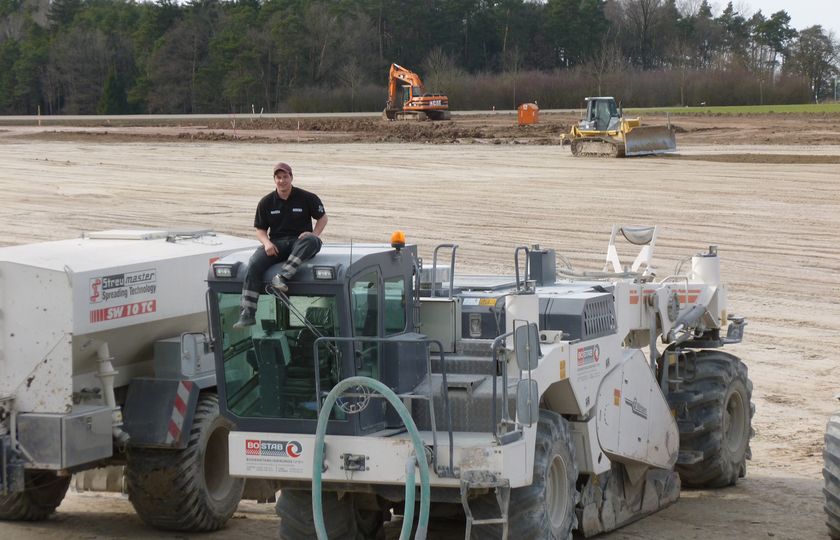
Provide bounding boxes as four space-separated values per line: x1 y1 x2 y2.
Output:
723 0 839 37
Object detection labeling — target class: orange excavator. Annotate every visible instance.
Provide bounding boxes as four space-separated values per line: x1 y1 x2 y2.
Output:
384 63 451 121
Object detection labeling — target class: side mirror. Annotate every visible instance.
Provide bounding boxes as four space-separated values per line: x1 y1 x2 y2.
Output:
516 379 539 426
514 322 540 371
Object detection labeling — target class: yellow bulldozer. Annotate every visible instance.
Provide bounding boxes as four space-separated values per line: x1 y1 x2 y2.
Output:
562 97 676 157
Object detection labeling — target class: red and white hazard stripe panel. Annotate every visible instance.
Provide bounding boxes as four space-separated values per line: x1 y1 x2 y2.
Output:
165 380 193 445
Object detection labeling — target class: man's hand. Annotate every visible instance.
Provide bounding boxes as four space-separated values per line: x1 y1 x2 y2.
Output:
263 242 278 256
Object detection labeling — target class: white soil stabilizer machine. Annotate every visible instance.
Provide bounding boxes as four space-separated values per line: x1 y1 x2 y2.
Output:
561 97 677 157
208 225 753 539
0 230 262 531
825 400 840 539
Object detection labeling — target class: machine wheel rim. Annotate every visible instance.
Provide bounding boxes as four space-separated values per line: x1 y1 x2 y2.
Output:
724 387 747 454
204 426 235 500
545 454 570 529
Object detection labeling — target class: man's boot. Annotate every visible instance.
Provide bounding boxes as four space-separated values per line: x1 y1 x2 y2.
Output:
233 309 256 329
271 274 288 293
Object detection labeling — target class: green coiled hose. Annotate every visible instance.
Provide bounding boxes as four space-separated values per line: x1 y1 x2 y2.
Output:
312 376 430 540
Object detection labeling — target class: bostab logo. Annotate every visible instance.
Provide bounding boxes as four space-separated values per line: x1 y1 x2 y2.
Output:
245 439 303 458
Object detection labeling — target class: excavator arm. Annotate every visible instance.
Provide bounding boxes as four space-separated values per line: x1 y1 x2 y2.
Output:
387 63 425 108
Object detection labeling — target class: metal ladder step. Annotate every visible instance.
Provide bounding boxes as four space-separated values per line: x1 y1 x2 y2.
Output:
459 470 510 539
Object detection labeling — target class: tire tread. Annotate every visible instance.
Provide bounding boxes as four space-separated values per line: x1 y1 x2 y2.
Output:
473 410 578 540
126 393 244 531
0 471 70 521
824 413 840 539
669 350 754 488
276 489 366 539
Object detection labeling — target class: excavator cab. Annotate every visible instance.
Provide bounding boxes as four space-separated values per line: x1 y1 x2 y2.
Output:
401 85 422 106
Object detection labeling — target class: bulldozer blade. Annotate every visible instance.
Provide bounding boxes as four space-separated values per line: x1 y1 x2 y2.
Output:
623 125 677 156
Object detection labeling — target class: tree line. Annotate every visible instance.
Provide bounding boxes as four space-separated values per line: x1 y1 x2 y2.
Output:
0 0 837 115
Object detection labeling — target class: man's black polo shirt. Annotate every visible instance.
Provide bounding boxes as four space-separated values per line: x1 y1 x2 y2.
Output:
254 187 325 240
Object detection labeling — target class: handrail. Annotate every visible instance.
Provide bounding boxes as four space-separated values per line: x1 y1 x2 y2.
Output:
513 246 530 293
490 331 515 441
431 244 458 299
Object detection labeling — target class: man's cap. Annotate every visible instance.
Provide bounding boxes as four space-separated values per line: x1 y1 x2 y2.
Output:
273 162 293 176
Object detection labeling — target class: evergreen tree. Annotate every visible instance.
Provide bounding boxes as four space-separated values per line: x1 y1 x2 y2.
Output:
0 0 832 112
97 65 129 114
0 40 21 113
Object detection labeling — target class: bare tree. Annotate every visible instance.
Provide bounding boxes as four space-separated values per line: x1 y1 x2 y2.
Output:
503 45 523 108
588 31 623 96
266 9 302 111
669 36 694 105
422 46 462 94
621 0 663 69
303 2 346 83
46 27 110 113
676 0 701 18
337 13 377 78
339 59 366 111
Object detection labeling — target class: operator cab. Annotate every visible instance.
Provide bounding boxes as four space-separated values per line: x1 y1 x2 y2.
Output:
580 97 620 131
402 84 422 105
207 244 424 436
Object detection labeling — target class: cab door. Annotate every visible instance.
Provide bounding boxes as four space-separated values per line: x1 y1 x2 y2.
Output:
348 267 384 433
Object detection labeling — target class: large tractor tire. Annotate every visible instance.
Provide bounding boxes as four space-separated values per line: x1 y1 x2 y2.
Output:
824 411 840 539
276 489 384 539
669 350 754 488
0 470 70 521
126 393 244 531
473 409 578 539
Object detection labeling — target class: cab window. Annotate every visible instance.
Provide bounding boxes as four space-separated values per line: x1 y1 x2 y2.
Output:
384 276 406 335
218 292 342 420
350 271 380 379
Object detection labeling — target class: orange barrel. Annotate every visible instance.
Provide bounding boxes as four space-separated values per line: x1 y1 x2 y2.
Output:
517 103 539 125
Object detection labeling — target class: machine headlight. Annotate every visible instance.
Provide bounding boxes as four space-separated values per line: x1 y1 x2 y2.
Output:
213 263 239 278
313 266 336 280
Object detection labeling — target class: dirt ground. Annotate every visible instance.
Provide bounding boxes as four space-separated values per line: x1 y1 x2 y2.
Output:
2 109 840 147
0 113 838 539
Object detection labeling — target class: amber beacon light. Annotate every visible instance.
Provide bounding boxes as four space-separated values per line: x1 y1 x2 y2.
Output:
390 230 406 250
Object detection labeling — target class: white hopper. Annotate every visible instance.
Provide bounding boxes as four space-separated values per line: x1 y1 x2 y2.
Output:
0 230 257 414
